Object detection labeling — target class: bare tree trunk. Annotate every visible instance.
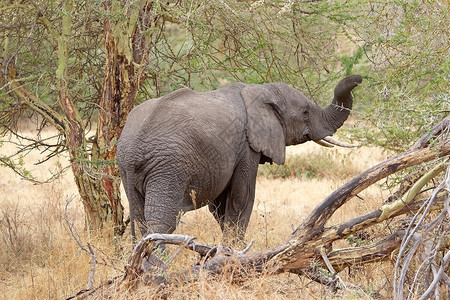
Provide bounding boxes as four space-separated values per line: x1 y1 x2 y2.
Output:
67 1 158 234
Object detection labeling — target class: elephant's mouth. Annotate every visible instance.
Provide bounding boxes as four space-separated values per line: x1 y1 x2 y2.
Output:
298 133 312 144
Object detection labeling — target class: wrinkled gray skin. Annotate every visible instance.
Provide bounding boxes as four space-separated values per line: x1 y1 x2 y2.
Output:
117 75 363 242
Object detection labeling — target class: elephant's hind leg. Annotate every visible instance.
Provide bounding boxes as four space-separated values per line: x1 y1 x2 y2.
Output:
208 187 229 232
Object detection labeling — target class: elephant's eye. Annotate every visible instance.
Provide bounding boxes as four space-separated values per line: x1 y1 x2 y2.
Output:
302 109 309 119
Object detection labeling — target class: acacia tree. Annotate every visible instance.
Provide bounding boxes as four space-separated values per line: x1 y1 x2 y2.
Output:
0 0 158 234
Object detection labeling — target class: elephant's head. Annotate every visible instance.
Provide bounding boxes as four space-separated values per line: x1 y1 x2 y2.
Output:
242 74 363 164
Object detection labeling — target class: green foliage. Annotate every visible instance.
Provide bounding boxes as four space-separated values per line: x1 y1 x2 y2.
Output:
346 1 449 151
0 155 36 182
143 1 449 153
0 0 104 125
341 46 367 76
141 0 366 103
1 0 448 182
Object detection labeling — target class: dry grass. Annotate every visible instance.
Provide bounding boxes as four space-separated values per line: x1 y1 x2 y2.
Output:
0 136 395 299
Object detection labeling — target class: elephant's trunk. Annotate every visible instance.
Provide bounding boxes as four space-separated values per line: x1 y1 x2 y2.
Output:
313 75 362 139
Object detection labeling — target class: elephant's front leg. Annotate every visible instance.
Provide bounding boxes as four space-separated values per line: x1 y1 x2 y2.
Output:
223 150 260 245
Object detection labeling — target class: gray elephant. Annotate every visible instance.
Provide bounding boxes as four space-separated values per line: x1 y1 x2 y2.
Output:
117 75 363 242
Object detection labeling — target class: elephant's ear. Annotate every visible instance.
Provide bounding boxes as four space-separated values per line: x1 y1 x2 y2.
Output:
241 85 286 165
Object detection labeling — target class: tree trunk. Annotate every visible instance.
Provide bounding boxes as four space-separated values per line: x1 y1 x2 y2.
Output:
74 0 157 234
56 0 122 234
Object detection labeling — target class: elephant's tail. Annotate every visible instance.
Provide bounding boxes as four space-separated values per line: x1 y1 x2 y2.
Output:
121 167 138 243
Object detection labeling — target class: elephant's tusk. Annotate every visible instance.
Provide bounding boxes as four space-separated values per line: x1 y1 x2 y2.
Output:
314 139 335 148
314 137 360 148
323 136 359 148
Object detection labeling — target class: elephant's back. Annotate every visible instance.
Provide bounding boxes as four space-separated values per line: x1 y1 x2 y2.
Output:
127 84 246 138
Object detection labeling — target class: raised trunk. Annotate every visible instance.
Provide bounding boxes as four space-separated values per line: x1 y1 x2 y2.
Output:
313 75 362 139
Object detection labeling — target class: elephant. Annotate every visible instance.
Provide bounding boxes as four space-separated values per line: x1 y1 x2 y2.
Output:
117 74 363 243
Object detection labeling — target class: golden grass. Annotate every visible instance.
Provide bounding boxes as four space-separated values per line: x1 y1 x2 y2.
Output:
0 138 394 299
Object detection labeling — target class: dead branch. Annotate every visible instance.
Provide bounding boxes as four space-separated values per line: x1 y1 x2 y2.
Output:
64 195 97 290
411 115 450 150
64 195 124 298
275 141 449 272
327 230 405 272
394 161 450 300
69 117 450 299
